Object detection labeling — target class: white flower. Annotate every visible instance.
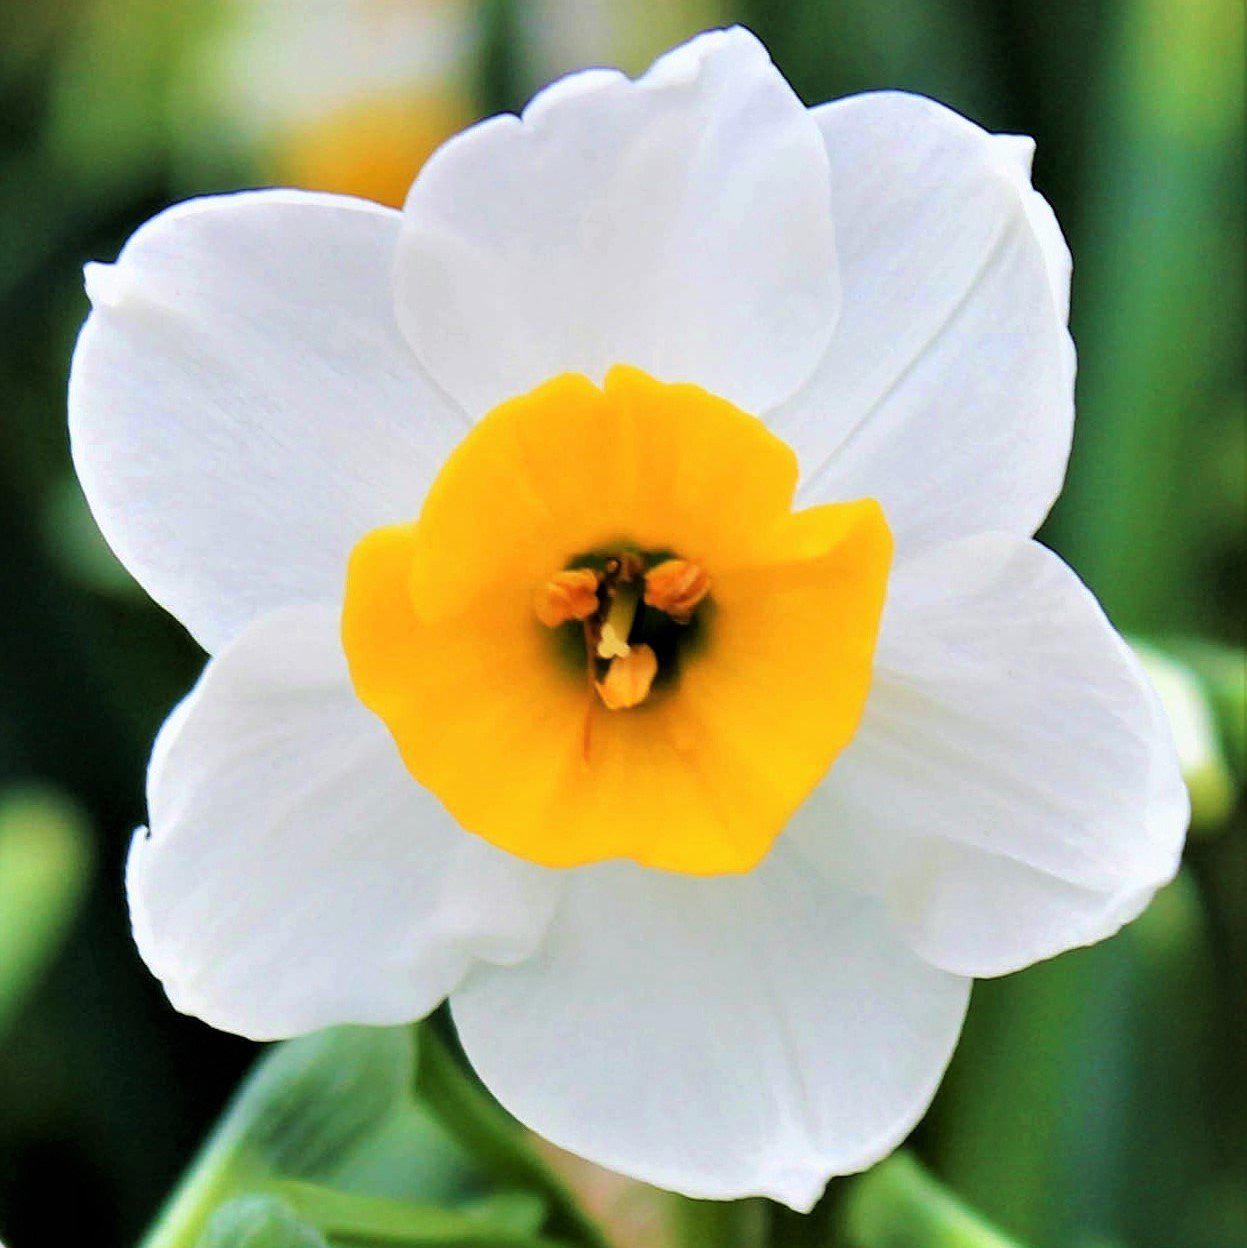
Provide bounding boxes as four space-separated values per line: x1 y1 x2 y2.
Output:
69 28 1187 1211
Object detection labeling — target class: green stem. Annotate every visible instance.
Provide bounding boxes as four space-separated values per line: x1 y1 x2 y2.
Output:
670 1196 768 1248
476 0 523 115
842 1153 1028 1248
135 1142 247 1248
269 1177 573 1247
414 1025 614 1248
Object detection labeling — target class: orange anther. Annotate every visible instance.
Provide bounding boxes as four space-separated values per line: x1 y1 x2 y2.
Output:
644 559 710 622
533 568 600 628
595 644 659 710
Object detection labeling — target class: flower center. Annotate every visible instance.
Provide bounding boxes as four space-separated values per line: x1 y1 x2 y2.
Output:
534 551 712 710
341 366 892 876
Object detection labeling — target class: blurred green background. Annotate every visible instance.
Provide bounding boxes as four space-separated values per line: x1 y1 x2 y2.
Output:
0 2 1241 1246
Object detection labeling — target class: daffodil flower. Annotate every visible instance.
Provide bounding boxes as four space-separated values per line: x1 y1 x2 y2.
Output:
69 28 1187 1211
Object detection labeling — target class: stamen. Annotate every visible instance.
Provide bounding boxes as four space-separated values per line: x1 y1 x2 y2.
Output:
644 558 710 623
597 580 640 659
596 644 658 710
533 568 600 628
534 548 710 713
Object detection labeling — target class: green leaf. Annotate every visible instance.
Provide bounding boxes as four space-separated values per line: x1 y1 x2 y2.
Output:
140 1027 486 1248
669 1196 768 1248
0 785 92 1036
327 1102 486 1208
933 871 1219 1247
414 1024 613 1248
1049 0 1244 631
270 1178 570 1246
460 1193 549 1236
196 1196 329 1248
740 0 996 123
842 1153 1026 1248
231 1027 416 1179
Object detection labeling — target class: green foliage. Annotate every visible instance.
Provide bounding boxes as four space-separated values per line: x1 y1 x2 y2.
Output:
263 1178 570 1247
933 871 1236 1248
411 1027 609 1248
0 786 92 1036
132 1023 613 1248
1049 0 1245 634
198 1197 330 1248
841 1154 1022 1248
229 1028 418 1180
138 1027 495 1248
672 1198 768 1248
45 0 225 198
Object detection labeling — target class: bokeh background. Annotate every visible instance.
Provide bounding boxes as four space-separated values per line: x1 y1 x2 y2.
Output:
0 2 1242 1246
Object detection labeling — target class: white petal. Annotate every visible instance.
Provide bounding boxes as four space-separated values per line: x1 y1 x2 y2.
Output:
990 133 1074 350
129 604 560 1041
451 847 969 1209
791 534 1189 978
395 26 838 417
70 190 466 654
771 92 1075 552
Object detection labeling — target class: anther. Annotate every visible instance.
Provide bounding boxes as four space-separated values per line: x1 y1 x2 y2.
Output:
595 644 658 710
644 559 710 623
533 568 600 628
